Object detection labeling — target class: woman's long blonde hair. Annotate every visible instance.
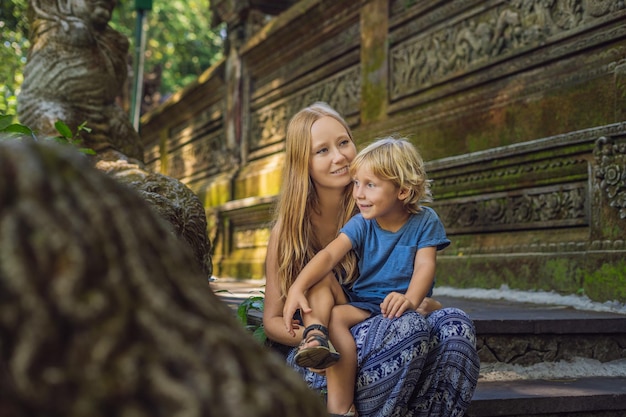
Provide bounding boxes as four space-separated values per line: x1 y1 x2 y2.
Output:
274 102 357 298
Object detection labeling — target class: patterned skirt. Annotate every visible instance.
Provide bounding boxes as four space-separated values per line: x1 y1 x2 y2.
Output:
286 308 479 417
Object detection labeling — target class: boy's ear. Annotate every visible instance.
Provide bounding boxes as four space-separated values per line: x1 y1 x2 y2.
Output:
398 187 411 201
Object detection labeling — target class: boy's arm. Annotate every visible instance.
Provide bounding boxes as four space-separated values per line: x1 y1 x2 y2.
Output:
282 233 353 335
381 246 437 318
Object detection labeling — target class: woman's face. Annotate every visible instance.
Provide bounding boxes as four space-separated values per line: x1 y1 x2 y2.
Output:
309 116 356 190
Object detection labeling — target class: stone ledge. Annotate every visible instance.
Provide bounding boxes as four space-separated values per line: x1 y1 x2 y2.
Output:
467 376 626 417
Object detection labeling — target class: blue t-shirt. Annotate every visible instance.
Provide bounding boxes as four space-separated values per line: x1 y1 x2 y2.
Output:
339 206 450 304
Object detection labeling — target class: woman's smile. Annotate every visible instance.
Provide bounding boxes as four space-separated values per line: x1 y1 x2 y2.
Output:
332 166 350 175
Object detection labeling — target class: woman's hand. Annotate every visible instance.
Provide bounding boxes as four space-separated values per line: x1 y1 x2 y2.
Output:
282 287 311 337
380 292 416 319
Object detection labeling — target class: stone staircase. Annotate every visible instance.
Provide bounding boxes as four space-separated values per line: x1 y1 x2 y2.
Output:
211 279 626 417
436 295 626 417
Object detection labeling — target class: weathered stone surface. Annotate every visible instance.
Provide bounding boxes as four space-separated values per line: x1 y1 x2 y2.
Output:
96 159 213 277
478 334 626 365
18 0 142 161
0 139 326 417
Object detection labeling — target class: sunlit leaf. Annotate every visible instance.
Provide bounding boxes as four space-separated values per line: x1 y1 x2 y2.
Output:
54 120 73 139
78 147 97 155
0 115 14 130
3 123 32 135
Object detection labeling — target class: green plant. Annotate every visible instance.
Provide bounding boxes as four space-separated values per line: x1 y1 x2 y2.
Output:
237 291 266 344
51 120 96 155
0 113 34 137
0 114 95 155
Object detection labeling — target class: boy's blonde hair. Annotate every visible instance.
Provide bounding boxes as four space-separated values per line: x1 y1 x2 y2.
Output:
350 137 432 213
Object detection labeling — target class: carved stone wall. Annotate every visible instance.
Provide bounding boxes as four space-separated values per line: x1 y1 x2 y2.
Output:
430 123 626 301
140 0 626 302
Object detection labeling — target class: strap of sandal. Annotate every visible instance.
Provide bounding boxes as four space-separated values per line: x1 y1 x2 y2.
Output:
302 324 329 339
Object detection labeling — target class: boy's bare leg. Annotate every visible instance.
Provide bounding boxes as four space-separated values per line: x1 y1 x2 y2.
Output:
299 273 347 348
326 304 370 415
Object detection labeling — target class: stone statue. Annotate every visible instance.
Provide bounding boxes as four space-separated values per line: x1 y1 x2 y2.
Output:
18 0 142 161
17 0 212 276
0 139 327 417
96 158 213 276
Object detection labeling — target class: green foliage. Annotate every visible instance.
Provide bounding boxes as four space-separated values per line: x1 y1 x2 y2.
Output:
51 120 96 155
110 0 224 96
0 0 29 116
0 113 33 137
0 114 95 155
236 292 266 344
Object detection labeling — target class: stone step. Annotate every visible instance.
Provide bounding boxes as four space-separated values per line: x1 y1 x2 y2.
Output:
467 376 626 417
434 295 626 366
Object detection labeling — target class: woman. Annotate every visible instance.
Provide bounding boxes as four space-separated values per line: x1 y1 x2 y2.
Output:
263 102 479 417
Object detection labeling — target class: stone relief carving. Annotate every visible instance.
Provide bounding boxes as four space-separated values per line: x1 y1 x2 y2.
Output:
435 185 587 233
250 65 361 150
390 0 625 99
168 132 231 180
165 103 233 179
234 227 271 250
594 136 626 219
429 124 626 253
435 157 588 189
255 23 360 90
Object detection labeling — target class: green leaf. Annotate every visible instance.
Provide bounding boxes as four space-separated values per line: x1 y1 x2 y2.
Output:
0 115 14 130
77 121 92 133
78 148 97 155
51 137 68 144
54 120 73 139
236 303 249 325
252 326 267 344
3 123 33 135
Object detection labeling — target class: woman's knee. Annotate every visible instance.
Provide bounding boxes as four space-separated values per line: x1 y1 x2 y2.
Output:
428 307 476 345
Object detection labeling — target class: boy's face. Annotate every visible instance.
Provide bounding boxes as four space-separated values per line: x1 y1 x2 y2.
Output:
352 165 407 222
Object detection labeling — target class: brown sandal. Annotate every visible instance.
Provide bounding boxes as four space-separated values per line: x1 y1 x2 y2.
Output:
294 324 340 369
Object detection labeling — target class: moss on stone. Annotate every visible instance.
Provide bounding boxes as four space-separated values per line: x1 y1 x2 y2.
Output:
583 261 626 303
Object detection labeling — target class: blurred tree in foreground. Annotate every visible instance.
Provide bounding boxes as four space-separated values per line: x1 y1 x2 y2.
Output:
0 0 224 121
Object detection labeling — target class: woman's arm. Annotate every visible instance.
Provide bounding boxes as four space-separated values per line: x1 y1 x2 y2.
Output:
263 225 303 346
282 233 352 334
